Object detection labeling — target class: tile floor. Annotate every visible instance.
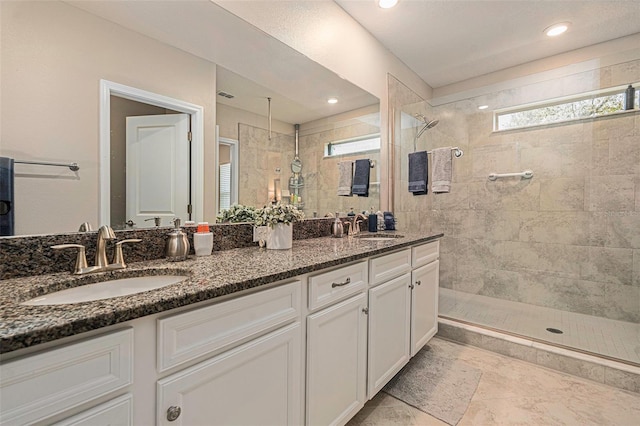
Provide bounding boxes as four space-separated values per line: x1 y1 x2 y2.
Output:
439 288 640 365
347 337 640 426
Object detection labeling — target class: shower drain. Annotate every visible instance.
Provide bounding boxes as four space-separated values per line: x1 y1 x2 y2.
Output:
546 327 564 334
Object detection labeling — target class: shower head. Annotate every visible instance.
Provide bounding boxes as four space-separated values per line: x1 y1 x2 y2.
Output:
415 115 439 139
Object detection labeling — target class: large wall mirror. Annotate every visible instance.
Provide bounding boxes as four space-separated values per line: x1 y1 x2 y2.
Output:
0 0 380 236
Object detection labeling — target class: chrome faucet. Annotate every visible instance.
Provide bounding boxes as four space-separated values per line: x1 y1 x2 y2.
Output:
349 214 367 236
52 225 141 275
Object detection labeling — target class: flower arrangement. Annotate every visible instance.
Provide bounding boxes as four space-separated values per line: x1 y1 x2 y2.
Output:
216 204 257 223
254 203 305 227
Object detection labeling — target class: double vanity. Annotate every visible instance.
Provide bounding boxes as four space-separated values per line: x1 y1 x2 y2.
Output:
0 232 441 425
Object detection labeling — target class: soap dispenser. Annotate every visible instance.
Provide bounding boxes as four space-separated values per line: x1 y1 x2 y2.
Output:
166 218 190 261
331 212 344 238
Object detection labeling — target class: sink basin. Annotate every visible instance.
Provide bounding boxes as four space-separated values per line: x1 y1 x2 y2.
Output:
22 275 188 306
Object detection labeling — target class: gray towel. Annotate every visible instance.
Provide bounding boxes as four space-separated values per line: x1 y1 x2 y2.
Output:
432 148 452 193
337 161 353 196
0 157 15 236
352 159 370 197
408 151 428 195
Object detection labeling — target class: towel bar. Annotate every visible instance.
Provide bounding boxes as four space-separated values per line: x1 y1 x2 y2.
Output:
15 160 79 171
488 170 533 181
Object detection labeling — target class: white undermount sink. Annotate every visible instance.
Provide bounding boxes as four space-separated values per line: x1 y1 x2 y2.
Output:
22 275 188 306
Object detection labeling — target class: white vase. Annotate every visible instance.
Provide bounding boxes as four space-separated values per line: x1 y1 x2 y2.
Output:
266 223 293 250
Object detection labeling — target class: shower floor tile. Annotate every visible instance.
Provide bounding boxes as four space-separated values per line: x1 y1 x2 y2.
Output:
439 288 640 365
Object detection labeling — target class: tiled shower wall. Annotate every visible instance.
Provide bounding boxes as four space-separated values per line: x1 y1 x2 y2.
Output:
397 60 640 323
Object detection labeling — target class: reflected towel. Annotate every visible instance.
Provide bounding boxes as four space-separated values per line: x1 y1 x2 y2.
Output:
352 159 370 197
337 161 353 196
408 151 428 195
432 147 452 193
0 157 15 236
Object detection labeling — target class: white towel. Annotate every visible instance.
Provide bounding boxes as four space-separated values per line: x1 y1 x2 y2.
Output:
432 148 452 193
337 161 353 196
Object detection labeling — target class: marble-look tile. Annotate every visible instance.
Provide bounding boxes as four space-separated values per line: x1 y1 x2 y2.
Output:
606 212 640 249
479 334 538 364
468 180 540 211
581 247 633 286
455 238 502 270
603 282 640 322
470 144 518 180
535 351 605 383
634 250 640 287
519 211 592 245
484 210 521 241
585 175 635 211
436 323 483 347
604 366 640 393
538 177 585 211
519 144 563 177
500 241 586 278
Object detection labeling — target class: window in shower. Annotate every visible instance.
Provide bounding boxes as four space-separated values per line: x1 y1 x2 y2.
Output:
324 133 380 157
494 82 639 131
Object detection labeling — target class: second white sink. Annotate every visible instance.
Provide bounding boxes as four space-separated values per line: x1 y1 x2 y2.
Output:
22 275 187 306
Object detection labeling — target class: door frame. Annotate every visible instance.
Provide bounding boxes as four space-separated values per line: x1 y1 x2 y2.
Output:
217 132 239 211
99 79 204 226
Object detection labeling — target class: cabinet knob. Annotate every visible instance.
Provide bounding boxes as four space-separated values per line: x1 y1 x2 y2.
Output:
167 406 181 422
362 307 369 315
415 280 421 286
409 283 415 289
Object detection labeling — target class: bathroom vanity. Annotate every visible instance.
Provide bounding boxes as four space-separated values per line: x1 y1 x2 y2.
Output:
0 233 441 426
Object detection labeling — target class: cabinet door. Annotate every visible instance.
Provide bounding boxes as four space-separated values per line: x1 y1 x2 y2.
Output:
306 293 367 426
411 260 439 357
367 273 411 398
157 323 301 426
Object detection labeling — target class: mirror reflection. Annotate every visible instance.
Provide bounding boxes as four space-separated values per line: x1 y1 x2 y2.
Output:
0 0 379 236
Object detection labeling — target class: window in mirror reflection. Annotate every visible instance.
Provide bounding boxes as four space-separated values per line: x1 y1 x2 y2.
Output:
325 134 381 157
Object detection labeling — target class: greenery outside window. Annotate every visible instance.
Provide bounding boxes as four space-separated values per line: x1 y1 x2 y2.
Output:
324 134 380 157
494 83 639 131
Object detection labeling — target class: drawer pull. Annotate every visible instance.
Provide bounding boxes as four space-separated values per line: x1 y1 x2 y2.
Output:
331 277 351 288
167 406 181 422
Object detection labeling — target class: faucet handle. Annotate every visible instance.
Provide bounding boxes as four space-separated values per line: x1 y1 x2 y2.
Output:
112 239 142 268
52 244 88 275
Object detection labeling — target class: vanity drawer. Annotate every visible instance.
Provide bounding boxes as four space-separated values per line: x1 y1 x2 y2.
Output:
0 328 133 426
157 280 301 372
369 249 412 286
412 240 439 268
308 261 368 311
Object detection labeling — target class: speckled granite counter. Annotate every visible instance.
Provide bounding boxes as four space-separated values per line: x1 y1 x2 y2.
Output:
0 232 442 354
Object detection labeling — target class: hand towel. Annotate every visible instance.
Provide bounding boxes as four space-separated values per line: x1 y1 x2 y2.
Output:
408 151 428 195
432 147 452 193
351 159 370 197
337 161 353 196
0 157 15 236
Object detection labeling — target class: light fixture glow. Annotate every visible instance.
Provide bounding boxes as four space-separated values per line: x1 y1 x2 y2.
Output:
545 22 570 37
378 0 398 9
478 105 489 110
327 97 338 104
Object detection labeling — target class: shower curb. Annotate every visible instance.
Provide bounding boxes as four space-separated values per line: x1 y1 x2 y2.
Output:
437 318 640 394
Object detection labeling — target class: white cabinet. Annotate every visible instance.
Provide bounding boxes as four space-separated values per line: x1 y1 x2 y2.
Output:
411 259 439 356
306 293 368 426
367 273 411 398
157 322 302 426
54 394 133 426
0 329 133 426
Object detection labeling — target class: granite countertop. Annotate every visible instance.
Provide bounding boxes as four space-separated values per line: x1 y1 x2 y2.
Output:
0 232 442 354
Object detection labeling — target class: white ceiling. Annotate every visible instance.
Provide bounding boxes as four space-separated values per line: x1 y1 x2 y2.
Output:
335 0 640 88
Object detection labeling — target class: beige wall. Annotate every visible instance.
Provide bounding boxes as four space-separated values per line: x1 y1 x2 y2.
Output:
217 103 293 140
0 1 217 235
397 59 640 323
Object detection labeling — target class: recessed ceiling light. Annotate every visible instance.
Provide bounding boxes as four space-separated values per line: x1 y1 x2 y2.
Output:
327 97 338 104
544 22 570 37
379 0 398 9
478 105 489 110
